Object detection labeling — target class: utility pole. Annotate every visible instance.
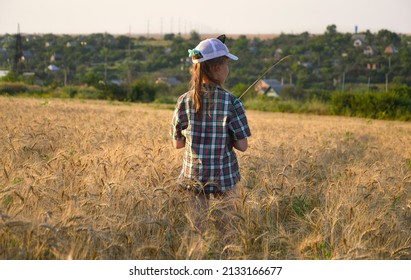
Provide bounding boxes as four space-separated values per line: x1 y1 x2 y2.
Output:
342 71 346 92
386 55 391 92
64 68 67 86
104 32 108 83
128 25 131 57
127 26 132 96
385 73 389 92
147 20 150 38
367 65 372 92
13 23 24 74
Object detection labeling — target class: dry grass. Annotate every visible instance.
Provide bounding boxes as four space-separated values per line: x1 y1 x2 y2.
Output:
0 96 410 260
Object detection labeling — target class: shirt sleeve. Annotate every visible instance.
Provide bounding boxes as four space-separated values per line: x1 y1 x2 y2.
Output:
228 98 251 140
171 96 188 140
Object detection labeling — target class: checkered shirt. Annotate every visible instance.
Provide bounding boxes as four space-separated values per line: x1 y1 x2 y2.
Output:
171 84 251 193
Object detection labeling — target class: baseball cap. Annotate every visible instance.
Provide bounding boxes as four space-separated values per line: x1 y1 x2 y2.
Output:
188 37 238 64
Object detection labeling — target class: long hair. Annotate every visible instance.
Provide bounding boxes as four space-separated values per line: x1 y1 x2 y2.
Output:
190 55 228 114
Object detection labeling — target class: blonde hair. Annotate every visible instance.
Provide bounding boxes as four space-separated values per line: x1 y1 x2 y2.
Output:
190 55 228 114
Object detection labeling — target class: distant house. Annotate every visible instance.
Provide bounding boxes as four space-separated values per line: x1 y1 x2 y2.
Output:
363 46 376 56
164 47 172 54
0 70 9 78
367 63 378 70
249 45 258 54
384 45 398 55
23 50 33 60
255 79 292 98
110 79 123 86
275 48 283 58
155 77 182 87
47 64 60 71
353 39 364 48
66 41 78 48
23 72 35 78
300 62 313 69
78 37 93 49
50 53 62 62
352 34 366 48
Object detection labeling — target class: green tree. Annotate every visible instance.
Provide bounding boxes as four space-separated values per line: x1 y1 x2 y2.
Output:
129 79 156 102
325 24 337 36
189 31 200 42
116 35 132 50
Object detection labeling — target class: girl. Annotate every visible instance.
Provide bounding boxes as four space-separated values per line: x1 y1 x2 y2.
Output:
171 35 251 196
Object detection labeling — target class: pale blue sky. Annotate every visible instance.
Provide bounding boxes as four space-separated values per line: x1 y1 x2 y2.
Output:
1 0 410 35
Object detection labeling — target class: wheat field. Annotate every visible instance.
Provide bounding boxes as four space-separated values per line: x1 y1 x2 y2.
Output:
0 96 410 260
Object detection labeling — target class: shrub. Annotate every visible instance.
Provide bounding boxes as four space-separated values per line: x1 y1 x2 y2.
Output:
154 96 177 104
244 95 330 115
330 86 411 120
0 82 28 95
75 86 104 100
129 79 156 102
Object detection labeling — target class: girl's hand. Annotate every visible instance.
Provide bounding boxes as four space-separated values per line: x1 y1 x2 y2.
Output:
173 138 186 149
233 138 248 152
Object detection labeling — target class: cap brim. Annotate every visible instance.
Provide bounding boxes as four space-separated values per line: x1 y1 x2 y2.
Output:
192 53 239 64
227 53 238 60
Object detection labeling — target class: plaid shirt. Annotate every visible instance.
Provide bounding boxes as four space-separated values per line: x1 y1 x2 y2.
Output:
171 84 251 193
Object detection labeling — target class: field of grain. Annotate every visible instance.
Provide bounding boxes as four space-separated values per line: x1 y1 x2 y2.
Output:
0 96 410 260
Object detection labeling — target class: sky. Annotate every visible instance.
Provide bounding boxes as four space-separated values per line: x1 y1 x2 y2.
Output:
1 0 410 35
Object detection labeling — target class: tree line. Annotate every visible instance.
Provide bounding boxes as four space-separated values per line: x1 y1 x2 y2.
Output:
0 26 410 119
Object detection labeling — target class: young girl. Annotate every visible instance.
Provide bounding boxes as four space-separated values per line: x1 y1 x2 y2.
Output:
171 35 251 196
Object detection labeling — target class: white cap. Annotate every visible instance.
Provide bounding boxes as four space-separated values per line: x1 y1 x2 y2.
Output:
188 38 238 64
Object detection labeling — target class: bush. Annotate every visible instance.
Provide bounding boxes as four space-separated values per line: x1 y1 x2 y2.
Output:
330 86 411 120
99 83 128 101
0 82 28 95
75 86 104 100
154 96 177 104
129 79 156 102
0 82 47 96
244 95 330 115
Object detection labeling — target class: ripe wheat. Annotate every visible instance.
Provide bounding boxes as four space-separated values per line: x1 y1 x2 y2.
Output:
0 97 410 259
